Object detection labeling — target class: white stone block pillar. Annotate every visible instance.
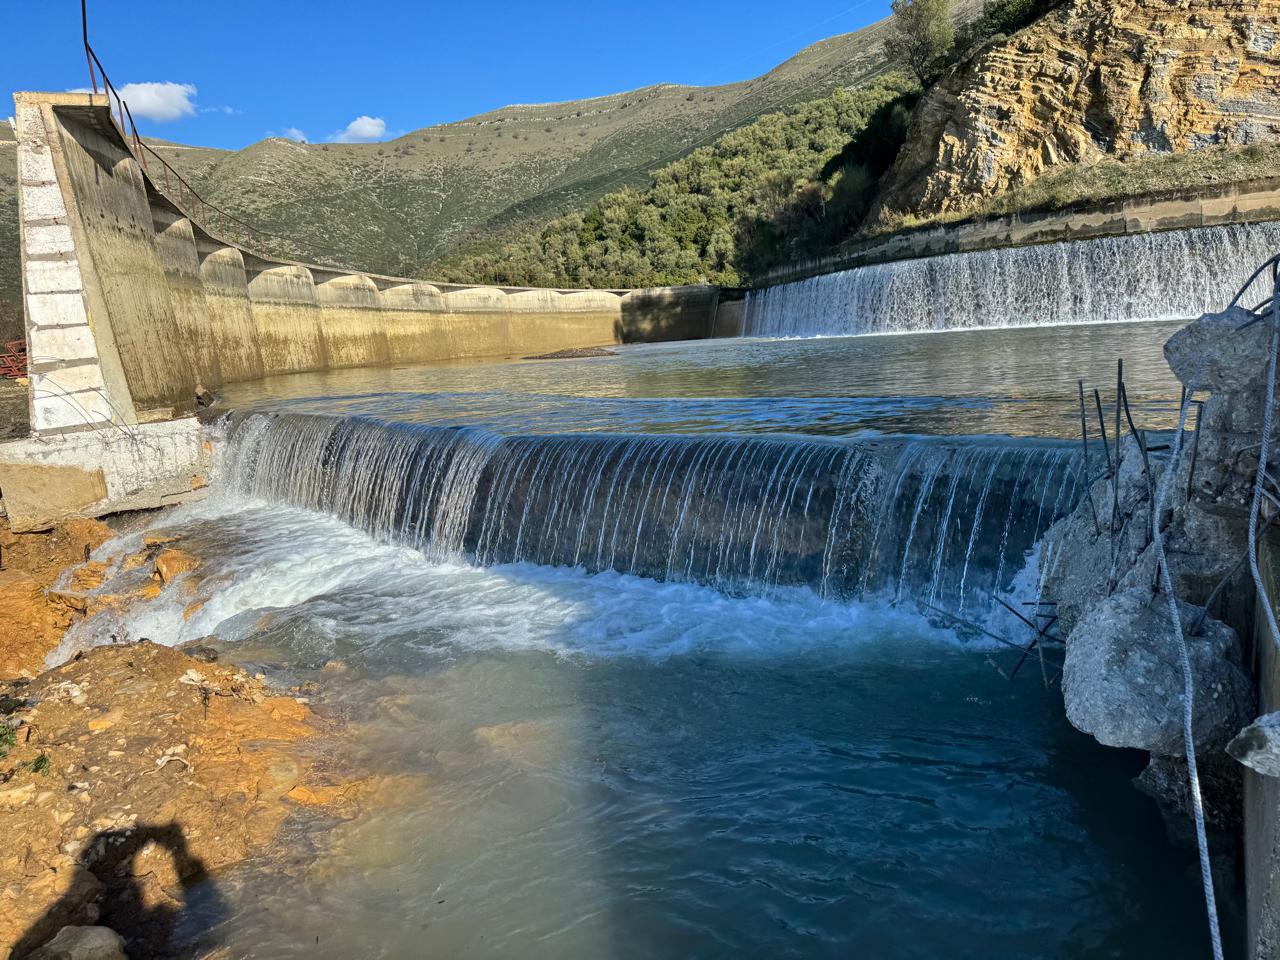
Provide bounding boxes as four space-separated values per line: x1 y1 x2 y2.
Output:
15 100 117 434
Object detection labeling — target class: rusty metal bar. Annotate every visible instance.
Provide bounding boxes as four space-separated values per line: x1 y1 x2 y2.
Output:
1092 388 1112 477
1077 379 1102 535
81 0 98 96
81 0 333 260
1188 399 1205 502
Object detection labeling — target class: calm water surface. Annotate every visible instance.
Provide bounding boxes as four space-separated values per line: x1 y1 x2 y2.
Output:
218 321 1186 439
73 322 1234 958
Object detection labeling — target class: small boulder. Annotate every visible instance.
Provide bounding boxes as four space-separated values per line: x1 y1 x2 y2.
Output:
27 925 126 960
1165 306 1274 394
1063 589 1254 756
1228 712 1280 777
153 548 198 585
523 346 616 360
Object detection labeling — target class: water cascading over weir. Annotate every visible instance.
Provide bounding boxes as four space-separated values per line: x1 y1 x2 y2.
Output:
741 221 1280 338
222 413 1084 611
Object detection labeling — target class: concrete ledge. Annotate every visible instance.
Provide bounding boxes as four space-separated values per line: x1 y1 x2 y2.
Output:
754 175 1280 289
0 419 210 531
620 286 720 342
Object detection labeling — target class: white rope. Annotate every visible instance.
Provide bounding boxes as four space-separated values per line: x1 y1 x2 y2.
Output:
1152 363 1223 960
1247 283 1280 653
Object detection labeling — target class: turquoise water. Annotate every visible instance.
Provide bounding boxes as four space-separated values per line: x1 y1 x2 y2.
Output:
69 322 1236 958
100 503 1225 960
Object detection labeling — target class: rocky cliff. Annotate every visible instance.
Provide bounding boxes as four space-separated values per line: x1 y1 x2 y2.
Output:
874 0 1280 221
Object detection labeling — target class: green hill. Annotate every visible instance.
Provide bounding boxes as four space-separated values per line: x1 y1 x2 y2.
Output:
0 0 982 319
440 75 918 289
147 16 935 277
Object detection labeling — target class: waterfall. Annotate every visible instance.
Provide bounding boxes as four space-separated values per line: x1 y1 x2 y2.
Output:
742 221 1280 338
221 414 1084 611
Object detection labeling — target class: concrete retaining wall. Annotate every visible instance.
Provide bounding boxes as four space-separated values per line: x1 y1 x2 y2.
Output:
10 92 718 437
245 258 327 376
0 418 210 531
196 235 263 384
53 104 195 412
1247 534 1280 959
619 286 720 342
152 204 221 390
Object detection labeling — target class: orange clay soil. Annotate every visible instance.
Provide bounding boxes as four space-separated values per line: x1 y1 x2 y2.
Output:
0 522 376 959
0 520 112 679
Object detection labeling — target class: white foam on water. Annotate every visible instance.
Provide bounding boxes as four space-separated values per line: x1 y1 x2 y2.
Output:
55 498 997 667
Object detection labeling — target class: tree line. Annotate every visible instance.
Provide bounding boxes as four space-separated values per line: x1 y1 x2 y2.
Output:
438 0 1063 289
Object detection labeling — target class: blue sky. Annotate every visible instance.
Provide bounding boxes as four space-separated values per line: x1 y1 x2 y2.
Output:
3 0 893 149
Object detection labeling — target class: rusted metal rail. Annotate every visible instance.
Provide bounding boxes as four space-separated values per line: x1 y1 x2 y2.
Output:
0 339 28 380
79 0 313 256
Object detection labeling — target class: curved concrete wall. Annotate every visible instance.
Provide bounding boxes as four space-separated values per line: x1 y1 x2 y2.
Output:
196 237 264 384
245 259 327 376
315 271 388 369
377 281 447 364
151 204 221 390
13 93 718 433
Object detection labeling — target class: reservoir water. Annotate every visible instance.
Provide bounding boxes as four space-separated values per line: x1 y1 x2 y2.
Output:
69 320 1237 957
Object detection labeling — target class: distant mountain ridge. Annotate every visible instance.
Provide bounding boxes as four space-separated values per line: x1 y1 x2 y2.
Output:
146 12 966 278
0 4 983 333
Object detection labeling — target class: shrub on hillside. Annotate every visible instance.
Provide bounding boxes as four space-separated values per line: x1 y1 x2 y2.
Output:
955 0 1067 53
439 76 917 288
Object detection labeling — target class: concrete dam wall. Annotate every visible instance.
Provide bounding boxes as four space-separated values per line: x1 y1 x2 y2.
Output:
0 92 721 530
12 93 720 434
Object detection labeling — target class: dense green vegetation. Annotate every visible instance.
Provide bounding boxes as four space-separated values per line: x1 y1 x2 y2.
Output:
955 0 1065 49
441 0 1072 288
442 77 918 288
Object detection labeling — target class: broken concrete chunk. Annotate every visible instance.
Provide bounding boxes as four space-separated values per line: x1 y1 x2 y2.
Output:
1165 306 1274 393
1063 590 1254 756
1228 712 1280 776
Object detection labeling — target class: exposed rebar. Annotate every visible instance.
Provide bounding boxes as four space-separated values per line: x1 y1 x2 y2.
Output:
1078 380 1102 536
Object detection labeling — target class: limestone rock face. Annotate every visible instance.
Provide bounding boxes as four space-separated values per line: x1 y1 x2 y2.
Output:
1063 590 1254 756
876 0 1280 220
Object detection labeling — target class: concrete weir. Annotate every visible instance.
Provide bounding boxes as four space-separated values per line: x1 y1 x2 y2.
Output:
0 93 724 530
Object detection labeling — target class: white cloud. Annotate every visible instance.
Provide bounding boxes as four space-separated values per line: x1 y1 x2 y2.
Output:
69 81 198 122
273 127 308 143
114 82 198 122
329 115 388 143
200 104 240 116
